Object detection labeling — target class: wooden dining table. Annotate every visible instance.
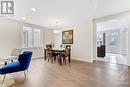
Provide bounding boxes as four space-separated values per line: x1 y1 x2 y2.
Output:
44 48 71 65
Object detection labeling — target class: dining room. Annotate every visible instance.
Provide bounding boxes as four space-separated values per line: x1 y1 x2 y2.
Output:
0 0 129 87
44 29 73 66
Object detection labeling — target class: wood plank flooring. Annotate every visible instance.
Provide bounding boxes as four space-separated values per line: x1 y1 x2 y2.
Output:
8 59 130 87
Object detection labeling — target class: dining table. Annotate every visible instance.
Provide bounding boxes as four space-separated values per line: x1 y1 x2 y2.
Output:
44 48 71 65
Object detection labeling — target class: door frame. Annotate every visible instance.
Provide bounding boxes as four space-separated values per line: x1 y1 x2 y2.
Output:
92 11 130 66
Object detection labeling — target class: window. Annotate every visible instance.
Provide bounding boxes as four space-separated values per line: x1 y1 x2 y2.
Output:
22 26 43 48
33 28 42 47
109 32 119 45
22 26 33 48
23 31 28 47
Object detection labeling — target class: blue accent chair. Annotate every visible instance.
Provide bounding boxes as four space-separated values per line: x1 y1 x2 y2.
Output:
0 51 32 82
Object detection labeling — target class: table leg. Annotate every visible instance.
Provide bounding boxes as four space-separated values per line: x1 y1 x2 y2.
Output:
68 51 71 65
59 52 62 65
44 49 46 60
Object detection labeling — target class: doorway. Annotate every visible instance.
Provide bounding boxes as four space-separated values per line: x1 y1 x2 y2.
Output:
95 18 129 65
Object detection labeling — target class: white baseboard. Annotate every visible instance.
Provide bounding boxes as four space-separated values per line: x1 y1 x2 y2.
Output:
33 56 93 63
128 63 130 66
32 56 43 59
72 57 93 63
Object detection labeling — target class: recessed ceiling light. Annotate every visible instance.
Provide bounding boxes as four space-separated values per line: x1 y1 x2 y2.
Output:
22 17 26 20
31 8 36 12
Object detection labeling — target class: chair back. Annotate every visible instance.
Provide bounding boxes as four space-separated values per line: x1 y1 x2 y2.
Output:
46 45 52 50
64 45 71 56
46 45 53 56
18 51 32 70
65 45 71 49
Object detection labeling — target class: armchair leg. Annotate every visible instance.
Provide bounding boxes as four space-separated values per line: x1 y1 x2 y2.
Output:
2 74 6 84
24 71 26 80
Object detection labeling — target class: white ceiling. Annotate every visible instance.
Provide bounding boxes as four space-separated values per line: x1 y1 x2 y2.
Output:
96 19 129 32
6 0 130 29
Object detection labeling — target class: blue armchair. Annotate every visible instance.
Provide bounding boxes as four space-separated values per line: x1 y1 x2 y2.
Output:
0 51 32 82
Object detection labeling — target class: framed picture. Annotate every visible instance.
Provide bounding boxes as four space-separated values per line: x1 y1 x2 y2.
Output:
62 30 73 44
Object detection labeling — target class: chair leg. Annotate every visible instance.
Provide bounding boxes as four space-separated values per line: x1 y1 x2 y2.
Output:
64 57 66 65
54 56 56 63
24 71 26 80
63 57 66 65
47 54 50 62
51 57 54 63
2 74 6 84
57 56 59 63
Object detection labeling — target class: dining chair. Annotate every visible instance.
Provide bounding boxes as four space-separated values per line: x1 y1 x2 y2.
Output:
46 45 53 62
52 51 60 63
46 45 60 63
61 45 71 65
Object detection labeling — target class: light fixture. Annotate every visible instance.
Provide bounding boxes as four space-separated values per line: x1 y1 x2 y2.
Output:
31 8 36 12
53 30 61 33
53 21 61 34
21 17 26 20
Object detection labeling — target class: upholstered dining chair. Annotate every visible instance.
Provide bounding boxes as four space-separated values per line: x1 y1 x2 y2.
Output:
46 45 59 63
61 45 71 65
46 49 60 63
46 45 53 62
0 51 32 83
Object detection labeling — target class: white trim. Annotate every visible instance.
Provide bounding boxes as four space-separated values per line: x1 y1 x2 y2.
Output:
128 13 130 66
72 57 93 63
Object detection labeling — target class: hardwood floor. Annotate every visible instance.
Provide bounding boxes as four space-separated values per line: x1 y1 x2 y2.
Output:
9 59 130 87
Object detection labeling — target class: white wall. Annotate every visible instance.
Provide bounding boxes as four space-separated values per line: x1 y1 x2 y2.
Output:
53 32 62 49
0 18 53 58
120 28 128 55
43 29 54 48
53 20 93 62
0 18 21 57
